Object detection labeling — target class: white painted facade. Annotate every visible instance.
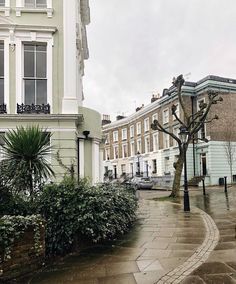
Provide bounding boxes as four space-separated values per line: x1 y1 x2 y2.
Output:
0 1 103 184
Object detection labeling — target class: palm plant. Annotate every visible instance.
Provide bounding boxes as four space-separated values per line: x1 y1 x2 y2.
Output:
1 125 55 198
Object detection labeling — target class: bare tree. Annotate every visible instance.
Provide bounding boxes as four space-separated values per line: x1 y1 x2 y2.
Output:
224 122 236 184
151 75 222 198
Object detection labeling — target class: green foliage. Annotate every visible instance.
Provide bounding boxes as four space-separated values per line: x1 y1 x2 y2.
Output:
0 215 43 263
38 179 138 256
0 186 36 217
1 125 55 197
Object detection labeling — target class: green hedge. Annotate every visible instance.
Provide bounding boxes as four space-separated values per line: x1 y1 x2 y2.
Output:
0 215 43 263
38 179 138 256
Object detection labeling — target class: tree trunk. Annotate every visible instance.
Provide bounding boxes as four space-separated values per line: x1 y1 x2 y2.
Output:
169 153 184 198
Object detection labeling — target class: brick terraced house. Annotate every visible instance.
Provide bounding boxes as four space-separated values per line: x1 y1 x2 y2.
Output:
102 75 236 186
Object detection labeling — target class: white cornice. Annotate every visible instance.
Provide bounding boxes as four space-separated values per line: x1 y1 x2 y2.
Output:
0 24 57 33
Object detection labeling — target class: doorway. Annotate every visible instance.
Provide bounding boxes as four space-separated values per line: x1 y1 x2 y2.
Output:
200 153 207 176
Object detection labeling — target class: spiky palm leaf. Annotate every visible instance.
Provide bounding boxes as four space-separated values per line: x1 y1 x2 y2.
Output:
2 125 55 196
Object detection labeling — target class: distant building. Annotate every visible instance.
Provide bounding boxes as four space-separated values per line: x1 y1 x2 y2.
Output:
102 75 236 186
0 0 102 183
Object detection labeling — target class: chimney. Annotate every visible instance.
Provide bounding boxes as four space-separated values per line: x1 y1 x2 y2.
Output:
136 104 144 112
162 88 169 97
151 94 159 103
102 114 111 126
116 115 125 121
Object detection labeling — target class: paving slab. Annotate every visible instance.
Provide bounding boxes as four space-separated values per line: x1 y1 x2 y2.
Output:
24 191 207 284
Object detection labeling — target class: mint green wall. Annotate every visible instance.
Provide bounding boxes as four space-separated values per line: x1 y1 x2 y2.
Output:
6 0 64 114
9 45 15 114
84 139 92 181
78 106 102 139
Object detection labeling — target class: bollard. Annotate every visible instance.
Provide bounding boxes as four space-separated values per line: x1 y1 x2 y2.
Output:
224 176 227 193
202 179 206 195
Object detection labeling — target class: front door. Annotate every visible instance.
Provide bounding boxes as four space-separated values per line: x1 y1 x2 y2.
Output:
201 153 207 176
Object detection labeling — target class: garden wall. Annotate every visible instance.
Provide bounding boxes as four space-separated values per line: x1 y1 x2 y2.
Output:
0 224 45 282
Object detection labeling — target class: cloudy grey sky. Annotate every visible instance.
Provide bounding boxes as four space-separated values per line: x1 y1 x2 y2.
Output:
83 0 236 120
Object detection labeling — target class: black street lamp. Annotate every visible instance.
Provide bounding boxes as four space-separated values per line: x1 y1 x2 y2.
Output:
179 126 190 212
137 151 141 176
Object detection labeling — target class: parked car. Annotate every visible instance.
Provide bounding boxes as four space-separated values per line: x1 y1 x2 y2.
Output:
128 177 154 190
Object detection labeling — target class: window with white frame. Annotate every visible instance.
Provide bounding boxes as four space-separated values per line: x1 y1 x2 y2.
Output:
144 118 150 132
163 108 169 124
0 1 10 16
113 145 119 159
130 125 134 138
164 157 170 174
130 140 135 156
122 144 128 158
153 132 159 152
121 164 126 174
15 0 53 17
163 132 170 149
0 43 4 105
113 130 118 142
105 133 110 144
105 148 110 160
24 44 47 105
173 103 179 120
144 136 150 153
152 113 158 123
172 126 179 147
130 163 133 176
122 128 127 140
137 138 141 153
25 0 47 8
152 159 157 174
136 122 141 135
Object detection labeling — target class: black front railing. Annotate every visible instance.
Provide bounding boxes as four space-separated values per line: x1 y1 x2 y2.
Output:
0 104 7 114
17 103 50 114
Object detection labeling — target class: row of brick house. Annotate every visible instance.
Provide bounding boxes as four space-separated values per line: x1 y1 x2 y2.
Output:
102 75 236 186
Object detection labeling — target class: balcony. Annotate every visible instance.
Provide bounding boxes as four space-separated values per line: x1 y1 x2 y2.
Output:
0 104 7 114
17 104 50 114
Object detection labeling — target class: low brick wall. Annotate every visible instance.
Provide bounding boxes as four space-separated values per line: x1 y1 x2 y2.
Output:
0 225 45 282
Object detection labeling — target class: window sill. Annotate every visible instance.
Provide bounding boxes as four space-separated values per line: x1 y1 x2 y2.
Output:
16 7 53 17
0 7 10 16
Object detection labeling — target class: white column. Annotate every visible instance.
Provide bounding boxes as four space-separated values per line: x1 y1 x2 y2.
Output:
99 148 104 182
79 139 85 178
4 38 9 112
92 139 100 184
62 0 78 114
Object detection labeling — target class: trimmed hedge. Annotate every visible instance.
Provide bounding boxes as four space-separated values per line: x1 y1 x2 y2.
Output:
38 179 138 256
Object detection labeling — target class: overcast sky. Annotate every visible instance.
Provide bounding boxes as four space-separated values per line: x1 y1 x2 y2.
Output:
83 0 236 120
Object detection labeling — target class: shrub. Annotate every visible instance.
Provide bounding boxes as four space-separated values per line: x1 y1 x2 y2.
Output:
38 179 138 256
0 185 36 217
0 215 44 262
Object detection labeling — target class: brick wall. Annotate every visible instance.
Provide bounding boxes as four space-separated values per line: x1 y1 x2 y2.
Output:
0 225 45 282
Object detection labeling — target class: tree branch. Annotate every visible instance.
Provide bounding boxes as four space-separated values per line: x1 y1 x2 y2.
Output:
173 75 188 122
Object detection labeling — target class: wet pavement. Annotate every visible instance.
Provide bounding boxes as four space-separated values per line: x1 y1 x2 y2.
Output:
183 186 236 284
23 186 236 284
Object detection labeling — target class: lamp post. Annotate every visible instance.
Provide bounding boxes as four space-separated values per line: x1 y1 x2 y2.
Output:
137 151 141 176
179 126 190 212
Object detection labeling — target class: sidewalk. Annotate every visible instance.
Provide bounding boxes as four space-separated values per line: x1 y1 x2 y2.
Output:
28 191 213 284
182 186 236 283
26 187 236 284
